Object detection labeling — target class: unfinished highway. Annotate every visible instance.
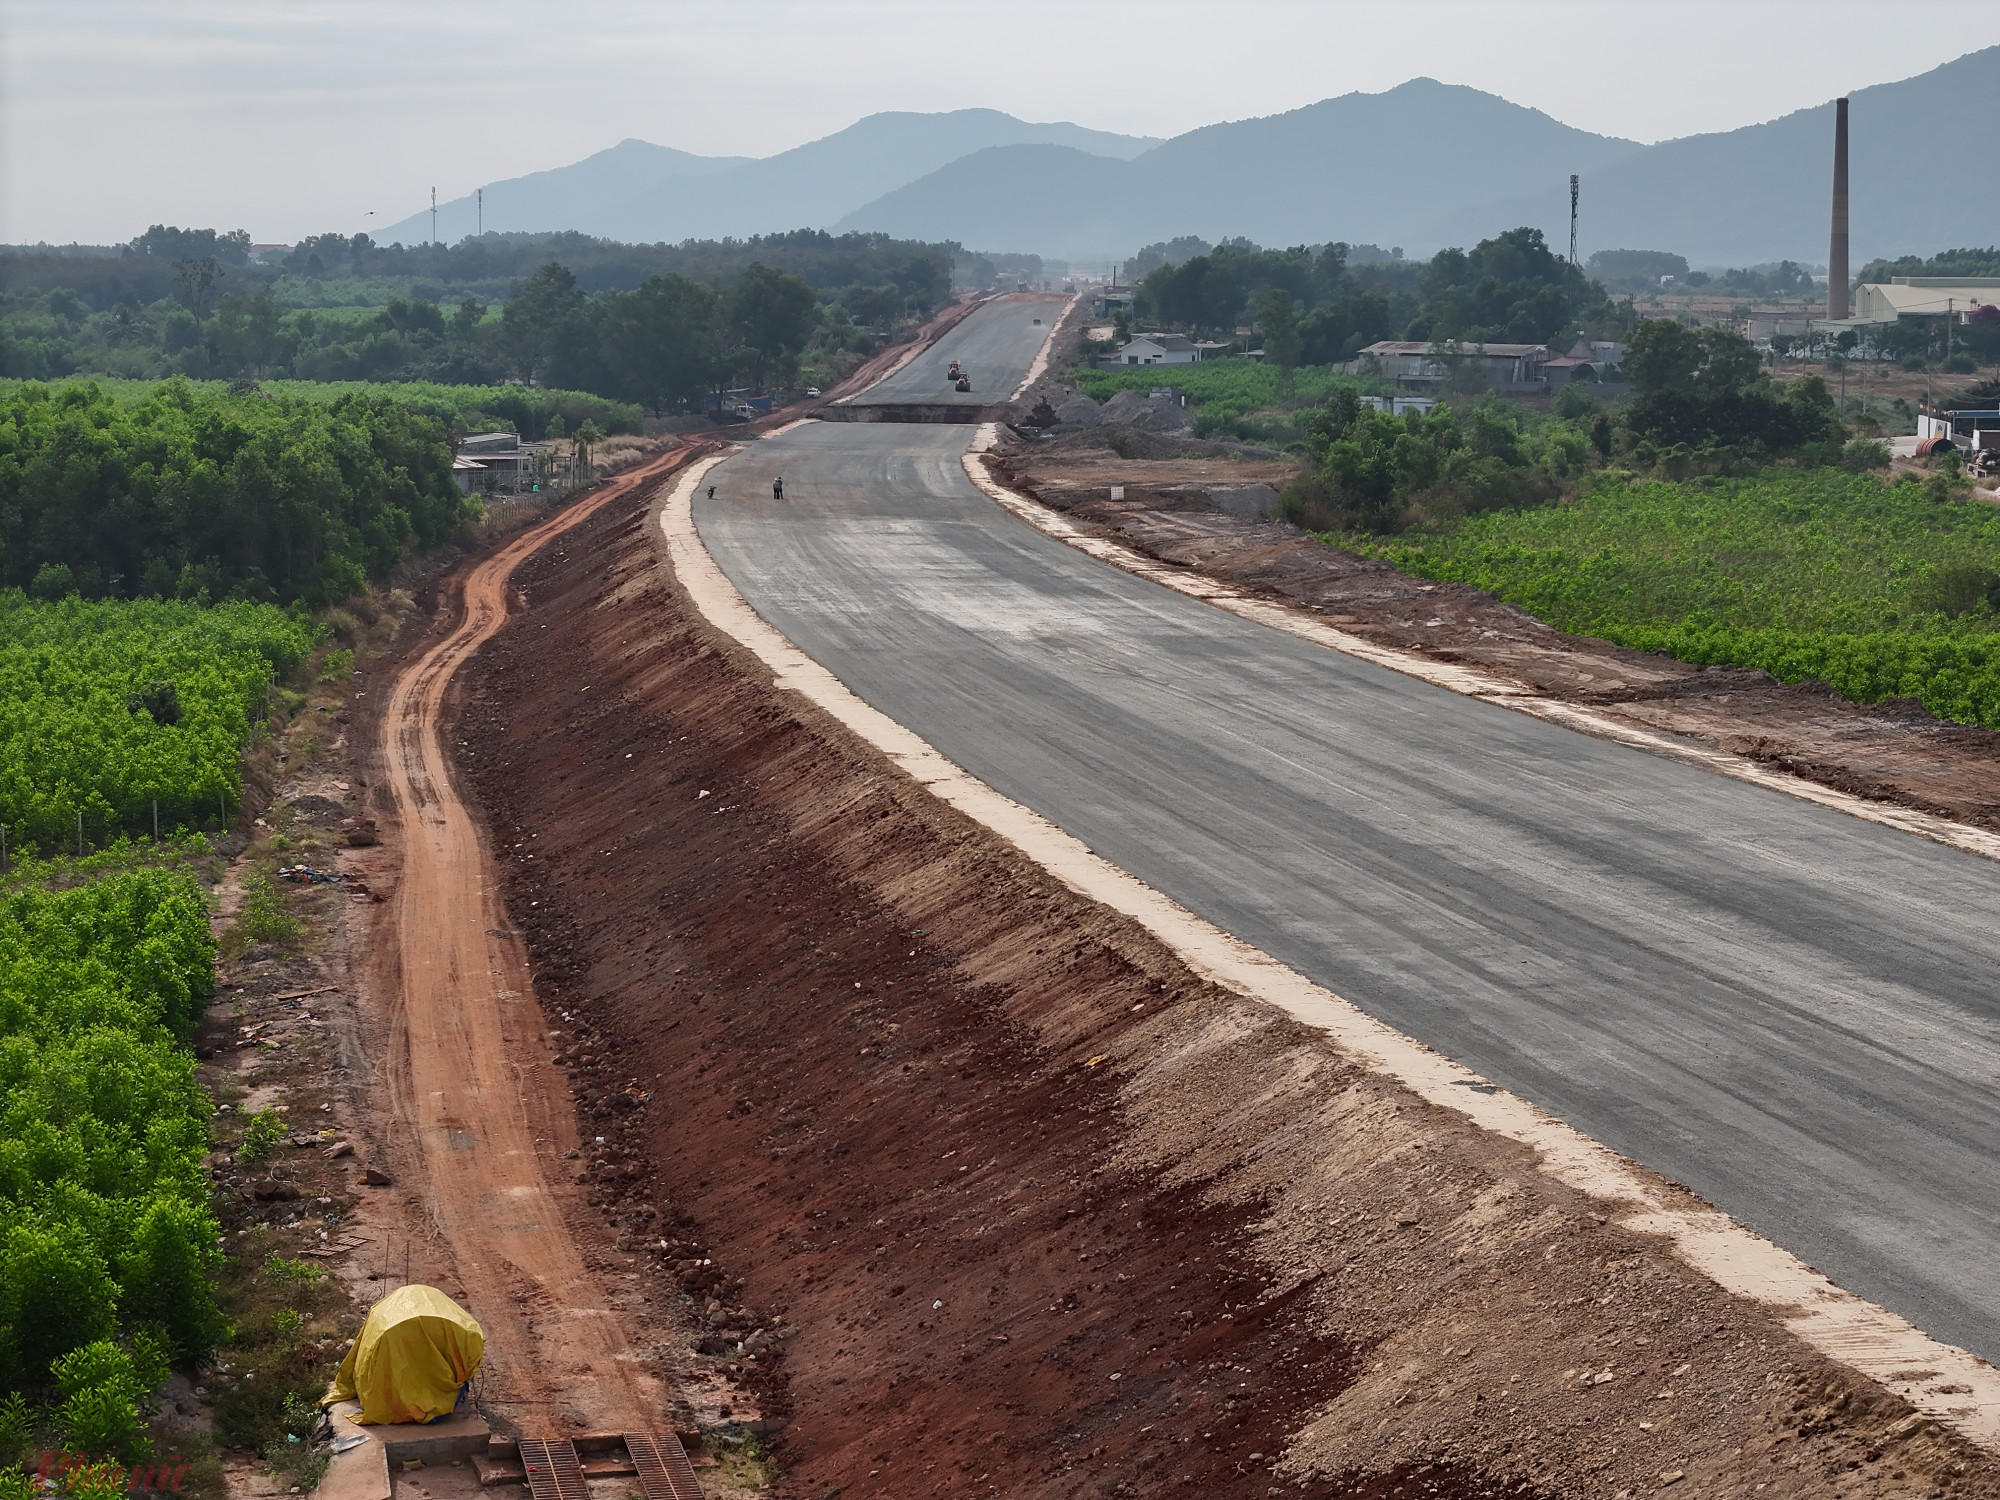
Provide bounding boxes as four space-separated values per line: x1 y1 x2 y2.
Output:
835 294 1060 406
685 301 2000 1369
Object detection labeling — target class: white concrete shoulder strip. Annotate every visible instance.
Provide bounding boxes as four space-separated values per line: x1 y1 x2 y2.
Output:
659 454 2000 1446
1010 294 1077 400
961 425 2000 866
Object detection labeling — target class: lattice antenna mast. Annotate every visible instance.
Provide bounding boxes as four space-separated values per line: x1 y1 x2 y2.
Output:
430 186 437 247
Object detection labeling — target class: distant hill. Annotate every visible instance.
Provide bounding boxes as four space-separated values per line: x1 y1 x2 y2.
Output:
377 49 1998 270
383 110 1160 247
379 139 747 245
1425 46 2000 268
834 79 1641 259
829 144 1149 265
597 109 1159 243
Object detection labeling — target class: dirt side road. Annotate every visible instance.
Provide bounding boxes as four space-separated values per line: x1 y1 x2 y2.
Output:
442 477 2000 1498
357 446 708 1433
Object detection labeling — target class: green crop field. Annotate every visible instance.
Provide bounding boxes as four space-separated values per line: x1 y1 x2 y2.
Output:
1357 468 2000 728
0 595 315 853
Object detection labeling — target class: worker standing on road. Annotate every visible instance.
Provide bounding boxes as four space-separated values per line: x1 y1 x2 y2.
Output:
773 476 785 501
706 485 716 501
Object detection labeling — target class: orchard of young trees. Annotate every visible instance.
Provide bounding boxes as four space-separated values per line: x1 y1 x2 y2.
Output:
0 379 473 605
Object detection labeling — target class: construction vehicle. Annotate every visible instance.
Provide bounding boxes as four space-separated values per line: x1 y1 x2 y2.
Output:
955 375 972 392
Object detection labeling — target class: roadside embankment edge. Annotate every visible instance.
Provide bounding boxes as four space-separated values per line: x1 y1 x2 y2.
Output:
663 443 2000 1447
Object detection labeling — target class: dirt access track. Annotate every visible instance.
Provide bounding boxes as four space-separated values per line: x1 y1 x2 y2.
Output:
355 446 708 1433
333 426 2000 1497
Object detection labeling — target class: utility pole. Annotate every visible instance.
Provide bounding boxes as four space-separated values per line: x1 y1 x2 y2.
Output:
1568 174 1579 271
1565 174 1581 331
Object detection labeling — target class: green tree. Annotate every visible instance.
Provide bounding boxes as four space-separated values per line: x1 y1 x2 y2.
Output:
210 286 286 376
574 419 603 476
170 258 223 322
1138 255 1245 334
449 298 486 344
727 263 816 389
501 262 588 386
1622 322 1840 454
1258 289 1301 396
599 274 720 415
840 284 904 330
1623 319 1762 398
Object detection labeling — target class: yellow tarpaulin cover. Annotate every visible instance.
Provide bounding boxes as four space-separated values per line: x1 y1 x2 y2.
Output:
326 1284 484 1425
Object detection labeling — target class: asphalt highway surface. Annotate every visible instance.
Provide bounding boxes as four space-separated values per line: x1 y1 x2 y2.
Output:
843 296 1061 404
692 320 2000 1365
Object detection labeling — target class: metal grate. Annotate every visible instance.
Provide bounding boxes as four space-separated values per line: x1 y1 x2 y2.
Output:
518 1438 589 1500
624 1432 704 1500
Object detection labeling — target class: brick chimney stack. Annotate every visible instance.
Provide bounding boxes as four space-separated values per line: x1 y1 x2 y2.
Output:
1829 97 1850 320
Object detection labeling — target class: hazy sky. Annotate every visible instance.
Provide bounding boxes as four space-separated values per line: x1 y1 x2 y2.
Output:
7 0 1997 245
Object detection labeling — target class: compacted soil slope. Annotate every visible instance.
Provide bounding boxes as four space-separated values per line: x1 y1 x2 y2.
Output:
445 480 1999 1499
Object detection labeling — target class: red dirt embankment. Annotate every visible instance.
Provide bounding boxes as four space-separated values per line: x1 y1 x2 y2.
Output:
446 482 2000 1497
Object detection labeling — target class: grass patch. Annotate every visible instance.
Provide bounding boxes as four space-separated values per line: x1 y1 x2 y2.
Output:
207 1231 346 1460
698 1430 777 1496
222 874 306 958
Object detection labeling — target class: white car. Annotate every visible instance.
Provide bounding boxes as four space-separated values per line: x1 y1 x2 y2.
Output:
805 387 821 397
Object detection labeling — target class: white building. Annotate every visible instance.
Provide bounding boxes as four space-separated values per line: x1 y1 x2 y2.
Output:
1811 276 2000 346
1850 277 2000 324
1102 334 1227 367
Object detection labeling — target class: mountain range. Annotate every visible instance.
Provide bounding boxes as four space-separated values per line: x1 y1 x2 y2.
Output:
386 110 1159 248
381 48 1999 269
